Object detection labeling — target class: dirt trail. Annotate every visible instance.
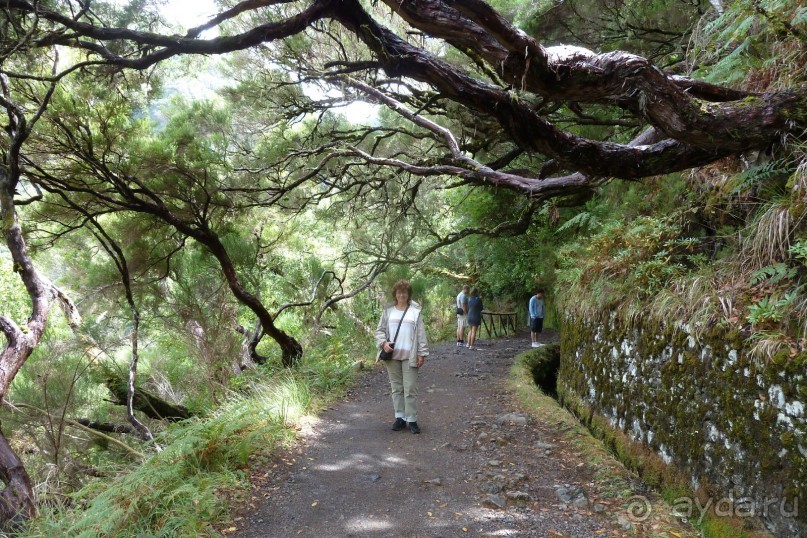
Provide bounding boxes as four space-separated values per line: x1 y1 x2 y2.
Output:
230 331 687 537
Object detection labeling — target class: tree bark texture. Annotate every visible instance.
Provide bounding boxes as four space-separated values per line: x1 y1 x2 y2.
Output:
0 429 34 527
0 184 44 524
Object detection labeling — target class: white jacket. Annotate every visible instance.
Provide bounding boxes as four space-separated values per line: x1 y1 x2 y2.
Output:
374 301 430 367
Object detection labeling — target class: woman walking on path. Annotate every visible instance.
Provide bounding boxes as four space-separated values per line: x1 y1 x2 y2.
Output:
466 288 483 350
375 280 429 434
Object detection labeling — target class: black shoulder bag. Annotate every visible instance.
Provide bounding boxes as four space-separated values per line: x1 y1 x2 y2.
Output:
379 304 410 360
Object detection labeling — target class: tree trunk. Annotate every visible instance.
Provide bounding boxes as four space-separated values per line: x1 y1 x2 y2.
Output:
104 375 193 422
0 65 64 529
75 419 137 435
0 186 43 527
0 428 34 529
237 319 266 368
201 230 303 368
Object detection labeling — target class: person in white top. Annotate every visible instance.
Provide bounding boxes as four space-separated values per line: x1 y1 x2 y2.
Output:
456 285 469 347
375 280 429 434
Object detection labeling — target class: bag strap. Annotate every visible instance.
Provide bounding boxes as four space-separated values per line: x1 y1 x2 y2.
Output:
389 303 411 345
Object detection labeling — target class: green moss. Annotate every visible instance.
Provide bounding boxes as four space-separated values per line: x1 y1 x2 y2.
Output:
700 517 750 538
559 311 807 534
511 349 700 536
523 344 561 394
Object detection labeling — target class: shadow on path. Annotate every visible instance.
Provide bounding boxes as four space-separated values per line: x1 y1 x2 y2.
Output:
231 330 645 537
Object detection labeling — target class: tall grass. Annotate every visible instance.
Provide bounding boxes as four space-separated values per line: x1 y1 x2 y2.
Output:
18 366 352 538
741 198 793 269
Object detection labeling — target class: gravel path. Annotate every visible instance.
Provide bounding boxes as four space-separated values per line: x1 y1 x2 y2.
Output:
230 330 690 537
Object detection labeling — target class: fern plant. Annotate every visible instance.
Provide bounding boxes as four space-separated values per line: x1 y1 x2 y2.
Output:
749 262 798 286
555 211 600 235
728 158 796 196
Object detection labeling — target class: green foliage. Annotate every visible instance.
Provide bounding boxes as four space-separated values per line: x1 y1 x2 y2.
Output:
728 158 795 196
693 0 807 87
556 209 700 314
749 263 798 286
790 240 807 266
748 292 797 327
19 341 359 538
555 211 600 235
0 251 29 327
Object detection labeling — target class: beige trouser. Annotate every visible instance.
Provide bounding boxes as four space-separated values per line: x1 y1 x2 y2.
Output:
385 359 419 423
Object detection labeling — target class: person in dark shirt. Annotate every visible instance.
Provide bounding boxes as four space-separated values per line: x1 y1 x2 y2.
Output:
466 288 483 350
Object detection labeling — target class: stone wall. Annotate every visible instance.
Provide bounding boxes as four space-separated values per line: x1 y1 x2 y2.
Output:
559 313 806 537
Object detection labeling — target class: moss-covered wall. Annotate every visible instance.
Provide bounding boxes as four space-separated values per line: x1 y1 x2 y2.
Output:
559 313 806 537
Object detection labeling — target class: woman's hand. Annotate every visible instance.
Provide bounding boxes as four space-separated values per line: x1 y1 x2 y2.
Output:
416 355 425 368
382 341 394 353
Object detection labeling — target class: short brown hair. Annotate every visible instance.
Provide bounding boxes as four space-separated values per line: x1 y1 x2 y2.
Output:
392 279 412 301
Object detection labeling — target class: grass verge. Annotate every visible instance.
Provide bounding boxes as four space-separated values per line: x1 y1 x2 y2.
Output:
18 362 360 538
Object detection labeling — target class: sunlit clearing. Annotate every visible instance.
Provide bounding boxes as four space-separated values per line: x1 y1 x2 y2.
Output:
336 101 380 125
345 517 394 532
110 0 220 36
250 373 312 426
302 82 379 124
315 453 393 472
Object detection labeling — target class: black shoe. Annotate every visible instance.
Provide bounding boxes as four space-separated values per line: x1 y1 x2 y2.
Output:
408 421 421 434
391 418 407 431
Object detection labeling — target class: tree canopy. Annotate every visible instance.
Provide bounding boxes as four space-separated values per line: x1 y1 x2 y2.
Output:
3 0 805 191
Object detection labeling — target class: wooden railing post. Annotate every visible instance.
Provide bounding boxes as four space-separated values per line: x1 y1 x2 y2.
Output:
480 311 518 338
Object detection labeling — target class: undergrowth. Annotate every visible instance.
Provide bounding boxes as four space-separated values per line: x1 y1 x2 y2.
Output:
17 363 358 538
553 148 806 359
548 0 807 360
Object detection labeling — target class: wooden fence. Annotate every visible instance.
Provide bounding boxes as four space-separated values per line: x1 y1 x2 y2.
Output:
479 311 518 338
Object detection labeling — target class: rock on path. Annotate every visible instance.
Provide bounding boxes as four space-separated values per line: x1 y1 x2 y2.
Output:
231 332 654 537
